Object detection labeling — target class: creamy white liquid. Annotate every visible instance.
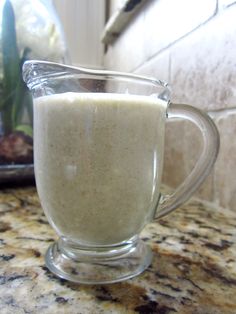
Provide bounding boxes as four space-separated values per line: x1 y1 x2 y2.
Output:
34 92 166 245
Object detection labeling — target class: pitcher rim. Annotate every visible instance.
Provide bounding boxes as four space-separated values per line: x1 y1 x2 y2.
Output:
22 60 169 90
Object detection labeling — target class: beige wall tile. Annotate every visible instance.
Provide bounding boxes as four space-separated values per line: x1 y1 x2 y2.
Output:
162 119 186 188
162 116 214 202
183 119 214 201
170 6 236 111
143 0 216 60
134 50 170 83
136 55 213 202
104 0 216 72
214 112 236 211
104 1 236 211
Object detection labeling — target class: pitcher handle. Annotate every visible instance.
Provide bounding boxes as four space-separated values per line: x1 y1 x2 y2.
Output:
155 103 220 220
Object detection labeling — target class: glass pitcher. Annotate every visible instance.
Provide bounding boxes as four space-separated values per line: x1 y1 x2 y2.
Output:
23 60 219 284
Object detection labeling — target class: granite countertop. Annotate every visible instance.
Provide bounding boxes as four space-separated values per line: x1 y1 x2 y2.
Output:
0 186 236 314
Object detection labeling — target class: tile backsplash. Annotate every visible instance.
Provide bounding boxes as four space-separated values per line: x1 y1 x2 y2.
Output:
104 0 236 211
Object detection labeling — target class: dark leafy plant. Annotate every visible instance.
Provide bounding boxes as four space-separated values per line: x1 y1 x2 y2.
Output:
0 0 33 137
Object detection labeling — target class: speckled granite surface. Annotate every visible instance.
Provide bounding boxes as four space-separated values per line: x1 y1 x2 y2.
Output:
0 186 235 314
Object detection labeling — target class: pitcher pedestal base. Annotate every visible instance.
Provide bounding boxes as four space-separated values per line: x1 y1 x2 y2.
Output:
45 239 152 284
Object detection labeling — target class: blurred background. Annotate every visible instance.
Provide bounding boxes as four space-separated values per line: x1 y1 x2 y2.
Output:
0 0 235 212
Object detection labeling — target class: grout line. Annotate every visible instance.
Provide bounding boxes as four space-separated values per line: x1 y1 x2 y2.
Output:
208 107 236 120
223 1 236 9
132 3 220 73
216 0 219 13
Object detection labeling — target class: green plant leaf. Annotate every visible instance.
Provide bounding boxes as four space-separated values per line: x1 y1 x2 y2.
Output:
24 89 33 127
12 48 32 129
1 1 33 135
1 0 21 133
22 51 33 127
15 124 33 138
2 0 20 92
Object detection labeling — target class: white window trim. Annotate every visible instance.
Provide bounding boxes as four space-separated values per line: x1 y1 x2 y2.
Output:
53 0 105 68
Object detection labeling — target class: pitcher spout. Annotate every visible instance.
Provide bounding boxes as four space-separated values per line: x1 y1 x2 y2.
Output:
22 60 73 90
